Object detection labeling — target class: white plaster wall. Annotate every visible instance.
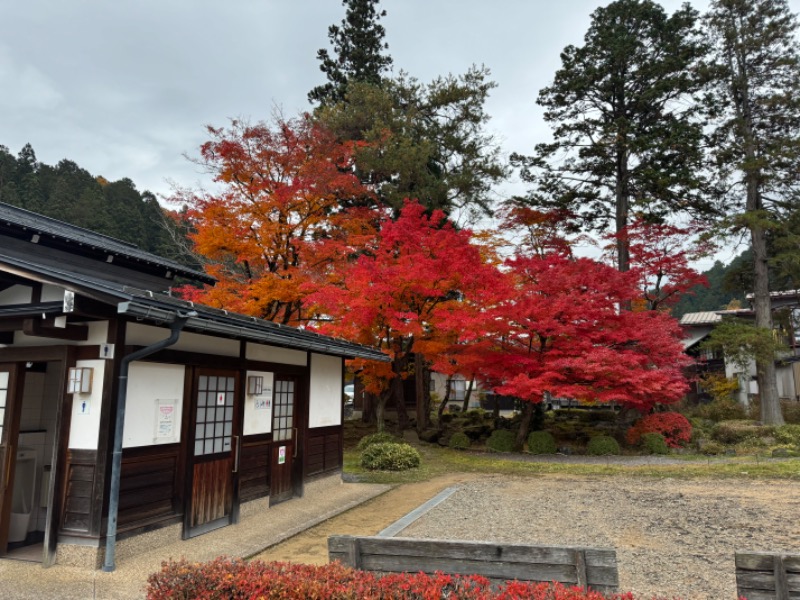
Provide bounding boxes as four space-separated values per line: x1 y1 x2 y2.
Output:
41 284 66 302
243 371 273 436
308 354 342 428
246 343 307 366
67 360 105 449
123 363 186 448
127 323 240 357
0 285 31 305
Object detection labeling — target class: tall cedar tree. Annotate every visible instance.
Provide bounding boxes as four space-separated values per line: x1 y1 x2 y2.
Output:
318 68 506 221
306 202 501 433
308 0 393 107
174 116 372 325
705 0 800 424
512 0 713 272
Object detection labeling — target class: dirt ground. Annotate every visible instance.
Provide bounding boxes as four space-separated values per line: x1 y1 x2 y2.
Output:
252 473 473 564
252 472 800 599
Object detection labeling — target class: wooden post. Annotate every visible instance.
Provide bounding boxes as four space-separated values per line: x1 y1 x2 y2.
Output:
344 536 361 570
775 555 789 600
575 549 588 589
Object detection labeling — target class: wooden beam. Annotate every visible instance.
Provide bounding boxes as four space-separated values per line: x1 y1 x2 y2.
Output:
23 319 89 341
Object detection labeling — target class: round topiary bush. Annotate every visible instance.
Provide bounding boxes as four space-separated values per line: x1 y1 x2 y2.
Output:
448 431 471 450
360 442 421 471
527 431 557 454
586 435 620 456
487 429 515 452
640 432 669 455
356 432 397 451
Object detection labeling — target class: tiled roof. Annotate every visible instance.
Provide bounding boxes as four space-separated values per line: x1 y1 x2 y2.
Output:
0 252 388 362
0 201 213 284
679 311 723 326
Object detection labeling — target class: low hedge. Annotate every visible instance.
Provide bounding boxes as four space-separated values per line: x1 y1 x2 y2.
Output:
147 558 645 599
360 442 421 471
640 432 669 455
487 429 516 452
448 431 471 450
527 431 557 454
356 431 398 451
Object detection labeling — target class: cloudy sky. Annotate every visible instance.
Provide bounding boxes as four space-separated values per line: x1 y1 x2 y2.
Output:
3 0 799 258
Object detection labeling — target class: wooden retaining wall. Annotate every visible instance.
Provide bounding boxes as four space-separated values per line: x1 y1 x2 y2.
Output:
736 552 800 600
328 535 618 593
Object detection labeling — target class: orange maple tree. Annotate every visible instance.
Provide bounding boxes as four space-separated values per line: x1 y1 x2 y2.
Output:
174 115 373 325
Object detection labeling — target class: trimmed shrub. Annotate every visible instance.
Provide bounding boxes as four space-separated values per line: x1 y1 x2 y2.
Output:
147 558 632 600
448 431 471 450
586 435 620 456
775 424 800 446
640 432 669 455
356 431 397 451
626 412 692 448
711 420 772 445
486 429 516 452
527 431 557 454
695 397 748 422
360 442 420 471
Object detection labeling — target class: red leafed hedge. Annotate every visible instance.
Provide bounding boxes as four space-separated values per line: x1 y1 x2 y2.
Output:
626 412 692 448
146 558 642 600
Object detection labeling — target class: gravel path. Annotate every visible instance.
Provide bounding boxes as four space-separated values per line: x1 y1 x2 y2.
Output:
398 475 800 600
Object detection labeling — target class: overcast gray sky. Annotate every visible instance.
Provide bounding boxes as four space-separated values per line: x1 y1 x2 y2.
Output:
3 0 799 255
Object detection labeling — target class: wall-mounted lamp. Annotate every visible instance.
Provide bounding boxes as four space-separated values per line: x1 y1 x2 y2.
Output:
247 375 264 396
68 367 93 394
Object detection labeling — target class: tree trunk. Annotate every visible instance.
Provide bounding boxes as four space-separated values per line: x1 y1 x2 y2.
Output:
515 401 535 451
461 377 475 413
391 357 410 432
375 389 389 433
414 353 430 433
750 220 783 424
436 378 452 429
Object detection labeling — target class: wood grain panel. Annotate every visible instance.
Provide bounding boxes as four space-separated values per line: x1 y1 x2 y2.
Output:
305 426 342 477
190 457 233 527
117 444 182 530
239 438 270 502
61 450 96 534
736 552 800 600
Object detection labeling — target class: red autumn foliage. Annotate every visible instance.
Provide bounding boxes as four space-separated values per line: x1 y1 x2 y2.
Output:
146 557 650 600
306 201 501 397
171 115 374 325
626 412 693 448
608 220 714 311
481 252 691 412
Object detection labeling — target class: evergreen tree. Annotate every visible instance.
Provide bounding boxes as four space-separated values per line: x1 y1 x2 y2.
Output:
318 67 506 220
704 0 800 424
513 0 714 272
308 0 393 107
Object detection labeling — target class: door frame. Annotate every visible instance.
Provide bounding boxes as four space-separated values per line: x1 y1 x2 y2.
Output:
183 367 242 538
0 363 24 555
268 373 307 506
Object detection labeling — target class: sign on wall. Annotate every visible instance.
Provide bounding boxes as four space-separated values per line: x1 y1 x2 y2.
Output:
155 399 178 442
278 445 286 465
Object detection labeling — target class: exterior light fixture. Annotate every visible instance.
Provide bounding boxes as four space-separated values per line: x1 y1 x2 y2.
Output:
247 375 264 396
68 367 93 394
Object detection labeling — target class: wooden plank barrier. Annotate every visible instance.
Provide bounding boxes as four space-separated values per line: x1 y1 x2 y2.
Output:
736 552 800 600
328 535 618 593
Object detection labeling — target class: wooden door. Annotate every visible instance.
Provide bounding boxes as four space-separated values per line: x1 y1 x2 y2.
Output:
0 364 22 554
269 377 297 505
186 370 240 538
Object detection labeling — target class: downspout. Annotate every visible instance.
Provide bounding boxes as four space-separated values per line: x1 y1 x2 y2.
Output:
102 310 196 572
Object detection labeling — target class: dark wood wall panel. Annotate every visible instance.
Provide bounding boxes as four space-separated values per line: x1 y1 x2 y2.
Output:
306 426 342 477
190 457 233 527
61 449 96 534
239 438 270 502
118 444 182 531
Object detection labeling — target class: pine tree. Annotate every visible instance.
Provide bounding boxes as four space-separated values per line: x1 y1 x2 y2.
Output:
308 0 393 107
704 0 800 425
513 0 714 272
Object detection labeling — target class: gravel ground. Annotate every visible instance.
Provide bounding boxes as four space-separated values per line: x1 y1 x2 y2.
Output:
398 475 800 599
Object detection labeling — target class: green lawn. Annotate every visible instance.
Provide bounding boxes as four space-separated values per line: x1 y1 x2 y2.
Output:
345 443 800 484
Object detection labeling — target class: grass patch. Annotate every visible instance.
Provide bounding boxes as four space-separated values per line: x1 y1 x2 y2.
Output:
344 443 800 484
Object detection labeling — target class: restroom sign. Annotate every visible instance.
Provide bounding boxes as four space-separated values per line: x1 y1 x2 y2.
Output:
278 445 286 465
216 392 226 406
